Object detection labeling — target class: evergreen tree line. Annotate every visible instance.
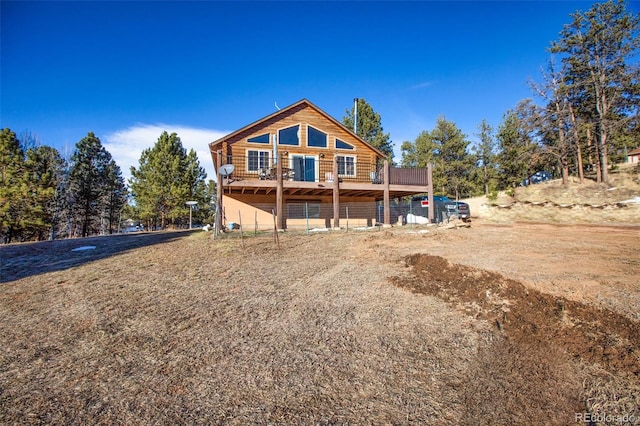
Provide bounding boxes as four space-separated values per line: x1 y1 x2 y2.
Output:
1 130 127 243
1 129 214 243
352 1 638 199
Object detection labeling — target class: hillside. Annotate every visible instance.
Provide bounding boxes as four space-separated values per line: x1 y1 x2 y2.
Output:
466 165 640 224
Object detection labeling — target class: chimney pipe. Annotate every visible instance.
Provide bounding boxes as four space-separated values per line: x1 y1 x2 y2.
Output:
354 98 358 134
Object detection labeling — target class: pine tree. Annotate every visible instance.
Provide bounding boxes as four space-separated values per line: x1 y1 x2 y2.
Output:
101 159 128 234
400 130 437 168
430 117 476 198
0 129 67 242
343 98 394 161
400 118 476 198
496 101 544 189
23 145 66 240
0 128 25 243
130 131 208 229
472 119 498 195
68 132 122 237
550 0 640 182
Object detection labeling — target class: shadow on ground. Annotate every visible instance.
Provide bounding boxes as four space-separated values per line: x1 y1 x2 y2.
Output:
0 231 191 283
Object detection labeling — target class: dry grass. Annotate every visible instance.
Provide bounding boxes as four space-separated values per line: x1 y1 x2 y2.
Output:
0 200 640 425
1 231 484 424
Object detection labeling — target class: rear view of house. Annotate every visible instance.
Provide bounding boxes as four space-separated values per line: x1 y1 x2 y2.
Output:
209 99 434 231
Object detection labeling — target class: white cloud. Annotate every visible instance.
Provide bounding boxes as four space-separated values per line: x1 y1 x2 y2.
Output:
103 124 229 185
410 81 435 90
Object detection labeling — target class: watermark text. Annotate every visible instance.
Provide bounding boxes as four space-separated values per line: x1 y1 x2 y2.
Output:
575 412 636 424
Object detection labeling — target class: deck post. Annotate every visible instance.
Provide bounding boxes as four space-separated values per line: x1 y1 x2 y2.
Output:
333 156 340 229
276 153 284 230
427 163 435 222
383 160 390 226
215 150 223 233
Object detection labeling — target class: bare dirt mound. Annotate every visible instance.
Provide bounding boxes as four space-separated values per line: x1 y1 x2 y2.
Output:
391 253 640 423
394 254 640 376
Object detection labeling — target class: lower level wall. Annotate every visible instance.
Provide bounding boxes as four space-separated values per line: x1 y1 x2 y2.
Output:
221 195 380 230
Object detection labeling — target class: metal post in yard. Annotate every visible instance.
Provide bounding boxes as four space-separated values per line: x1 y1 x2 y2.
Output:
305 202 309 235
346 207 349 232
410 199 413 229
213 205 219 240
238 210 244 249
272 209 280 249
186 201 197 229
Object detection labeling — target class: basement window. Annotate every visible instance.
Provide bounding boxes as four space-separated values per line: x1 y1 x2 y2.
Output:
288 202 321 219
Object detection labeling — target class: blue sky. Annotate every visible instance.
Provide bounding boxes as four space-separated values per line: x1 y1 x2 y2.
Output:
1 0 618 181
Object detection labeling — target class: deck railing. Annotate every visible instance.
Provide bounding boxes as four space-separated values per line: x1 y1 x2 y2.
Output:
389 167 428 185
218 156 427 186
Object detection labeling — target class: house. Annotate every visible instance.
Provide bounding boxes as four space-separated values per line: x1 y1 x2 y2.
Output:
208 99 434 231
627 147 640 164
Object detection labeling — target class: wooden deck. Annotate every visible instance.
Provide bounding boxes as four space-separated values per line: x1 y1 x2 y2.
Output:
215 153 434 229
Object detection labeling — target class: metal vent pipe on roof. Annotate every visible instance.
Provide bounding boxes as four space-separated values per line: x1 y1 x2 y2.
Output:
354 98 358 134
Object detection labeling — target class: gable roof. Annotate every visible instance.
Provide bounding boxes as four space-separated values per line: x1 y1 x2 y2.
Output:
628 147 640 156
209 99 386 158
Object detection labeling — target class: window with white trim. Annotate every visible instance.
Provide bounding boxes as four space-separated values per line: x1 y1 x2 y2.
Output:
307 126 327 148
337 155 356 177
248 133 270 144
336 138 355 150
278 125 300 146
247 150 270 172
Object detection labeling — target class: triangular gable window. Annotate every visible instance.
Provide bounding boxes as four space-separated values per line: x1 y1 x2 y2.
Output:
307 126 327 148
248 133 270 144
336 138 355 150
279 125 300 146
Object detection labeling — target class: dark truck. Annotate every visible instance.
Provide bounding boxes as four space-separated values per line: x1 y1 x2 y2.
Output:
410 195 471 223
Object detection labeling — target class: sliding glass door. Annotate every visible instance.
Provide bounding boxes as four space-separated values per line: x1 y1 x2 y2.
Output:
291 155 317 182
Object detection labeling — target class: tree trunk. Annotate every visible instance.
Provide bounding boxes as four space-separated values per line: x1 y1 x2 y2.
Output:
568 103 584 184
593 70 609 183
484 165 489 195
576 143 585 184
587 127 601 182
599 128 608 184
83 200 91 237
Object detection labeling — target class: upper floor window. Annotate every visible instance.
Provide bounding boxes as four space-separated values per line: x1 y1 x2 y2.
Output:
337 155 356 177
248 133 270 144
307 126 327 148
278 125 300 146
247 150 270 172
336 138 355 150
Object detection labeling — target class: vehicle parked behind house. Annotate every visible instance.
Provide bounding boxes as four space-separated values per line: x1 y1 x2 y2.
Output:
521 171 552 186
410 195 471 223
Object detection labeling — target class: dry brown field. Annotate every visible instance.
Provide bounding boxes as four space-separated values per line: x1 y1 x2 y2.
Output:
1 170 639 424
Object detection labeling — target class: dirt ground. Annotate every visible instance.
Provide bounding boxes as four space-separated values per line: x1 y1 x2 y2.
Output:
2 166 640 424
1 213 638 424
